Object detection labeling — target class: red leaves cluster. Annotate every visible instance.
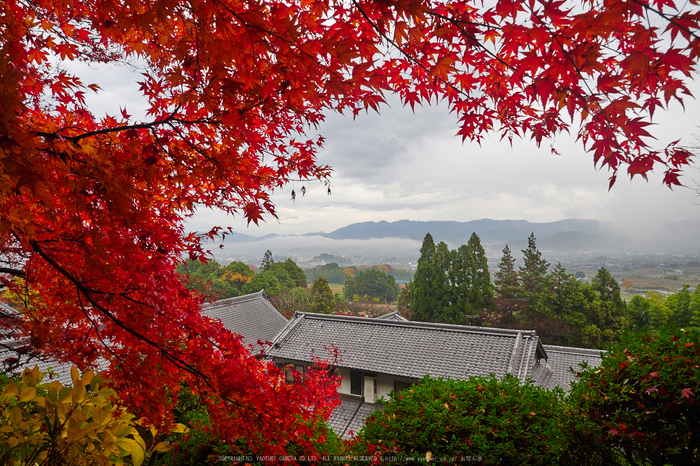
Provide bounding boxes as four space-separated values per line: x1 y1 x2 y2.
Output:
1 0 699 457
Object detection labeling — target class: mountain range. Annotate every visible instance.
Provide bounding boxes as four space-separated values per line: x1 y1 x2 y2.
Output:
224 218 611 250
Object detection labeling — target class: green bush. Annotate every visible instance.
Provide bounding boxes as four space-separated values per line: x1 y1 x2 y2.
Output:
352 375 569 465
569 327 700 465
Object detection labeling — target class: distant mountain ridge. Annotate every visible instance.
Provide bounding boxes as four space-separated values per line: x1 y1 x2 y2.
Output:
226 218 608 250
322 218 604 246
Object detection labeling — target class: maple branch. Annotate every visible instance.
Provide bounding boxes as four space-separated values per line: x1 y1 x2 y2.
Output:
0 267 25 278
521 2 629 177
426 10 516 73
26 239 254 411
33 112 217 144
33 117 173 143
630 0 700 42
27 240 202 375
351 0 490 114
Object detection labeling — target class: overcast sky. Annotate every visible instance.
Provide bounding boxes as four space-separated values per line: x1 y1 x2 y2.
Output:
76 62 700 240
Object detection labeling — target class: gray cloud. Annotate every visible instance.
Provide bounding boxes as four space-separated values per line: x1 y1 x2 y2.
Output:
71 60 700 241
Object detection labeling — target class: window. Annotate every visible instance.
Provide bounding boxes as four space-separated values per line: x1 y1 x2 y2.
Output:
394 381 413 393
350 370 362 395
284 365 304 383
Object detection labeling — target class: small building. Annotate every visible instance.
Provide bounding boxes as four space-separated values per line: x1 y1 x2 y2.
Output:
202 290 288 350
266 312 565 437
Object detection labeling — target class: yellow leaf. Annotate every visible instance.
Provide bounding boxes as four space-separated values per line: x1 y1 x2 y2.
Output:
129 438 145 466
0 425 14 432
19 386 36 402
426 451 432 462
153 442 174 452
169 423 188 433
2 382 18 397
71 366 80 384
72 381 85 404
81 370 94 386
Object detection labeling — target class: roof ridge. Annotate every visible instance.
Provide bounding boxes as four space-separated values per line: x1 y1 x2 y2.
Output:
542 344 606 356
202 290 266 308
294 312 537 337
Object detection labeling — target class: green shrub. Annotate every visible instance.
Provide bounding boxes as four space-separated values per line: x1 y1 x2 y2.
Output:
569 327 700 465
353 375 569 465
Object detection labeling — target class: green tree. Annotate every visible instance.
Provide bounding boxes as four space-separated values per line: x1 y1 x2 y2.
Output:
518 233 552 325
691 286 700 329
570 328 700 465
176 259 239 300
409 233 441 321
628 293 672 331
668 285 693 328
344 269 399 303
430 241 454 322
465 233 494 314
411 233 493 325
309 278 335 314
303 263 350 284
589 267 629 345
448 235 493 325
260 250 275 273
493 245 520 322
280 259 308 288
241 272 283 296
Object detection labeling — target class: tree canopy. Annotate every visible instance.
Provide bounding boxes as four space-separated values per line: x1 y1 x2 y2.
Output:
409 233 493 324
2 0 700 458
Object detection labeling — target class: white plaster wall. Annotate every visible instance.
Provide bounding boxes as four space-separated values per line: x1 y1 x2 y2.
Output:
376 374 395 399
338 367 352 395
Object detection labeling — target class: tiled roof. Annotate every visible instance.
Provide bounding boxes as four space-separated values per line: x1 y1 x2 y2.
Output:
18 356 110 387
542 344 605 392
202 290 288 350
0 302 21 341
327 394 383 438
268 313 546 383
0 303 111 386
375 310 408 322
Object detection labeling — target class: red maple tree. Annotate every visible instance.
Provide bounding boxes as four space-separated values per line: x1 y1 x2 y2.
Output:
1 0 698 456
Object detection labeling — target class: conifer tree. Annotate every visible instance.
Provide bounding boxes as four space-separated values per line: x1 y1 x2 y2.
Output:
260 250 275 273
690 286 700 329
466 232 494 313
410 233 438 322
591 267 629 343
431 241 455 323
668 285 693 327
309 277 335 314
494 245 519 300
519 233 552 324
449 245 473 324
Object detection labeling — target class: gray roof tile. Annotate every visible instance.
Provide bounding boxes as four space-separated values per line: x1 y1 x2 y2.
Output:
375 311 408 322
202 291 288 350
327 394 383 438
269 313 545 383
542 344 604 392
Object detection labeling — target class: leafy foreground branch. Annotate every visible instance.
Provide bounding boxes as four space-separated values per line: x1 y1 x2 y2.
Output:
2 0 700 459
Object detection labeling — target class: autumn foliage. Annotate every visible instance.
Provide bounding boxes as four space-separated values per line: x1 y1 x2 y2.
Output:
1 0 699 457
